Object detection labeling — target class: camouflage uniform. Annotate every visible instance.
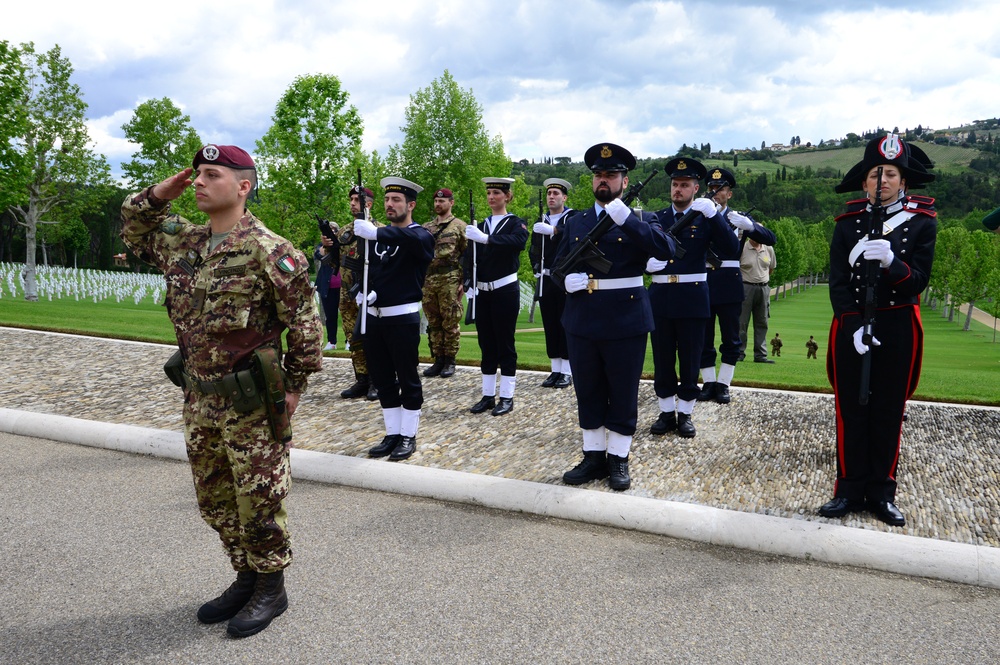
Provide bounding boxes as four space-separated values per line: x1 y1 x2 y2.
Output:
121 187 323 573
421 215 467 360
337 223 367 375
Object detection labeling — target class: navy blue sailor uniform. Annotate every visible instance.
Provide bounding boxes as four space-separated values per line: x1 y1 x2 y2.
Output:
649 205 738 406
530 208 575 366
467 213 530 378
826 194 936 505
556 204 675 437
702 208 776 369
363 222 435 413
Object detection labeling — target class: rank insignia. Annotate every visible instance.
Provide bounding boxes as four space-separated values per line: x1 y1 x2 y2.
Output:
277 255 297 273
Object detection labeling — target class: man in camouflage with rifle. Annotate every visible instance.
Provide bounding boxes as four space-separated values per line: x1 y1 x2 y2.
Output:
121 144 323 638
421 188 467 379
338 185 378 400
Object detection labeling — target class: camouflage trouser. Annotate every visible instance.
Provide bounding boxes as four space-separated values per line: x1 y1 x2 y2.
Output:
184 391 291 573
422 269 464 358
339 272 367 375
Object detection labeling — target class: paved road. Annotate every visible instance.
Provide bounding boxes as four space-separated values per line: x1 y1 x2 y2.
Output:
4 432 998 664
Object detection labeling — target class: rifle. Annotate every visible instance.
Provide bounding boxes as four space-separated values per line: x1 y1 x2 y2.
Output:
662 183 728 261
537 187 545 300
859 166 884 406
464 190 478 325
357 169 370 339
707 205 758 268
551 168 659 283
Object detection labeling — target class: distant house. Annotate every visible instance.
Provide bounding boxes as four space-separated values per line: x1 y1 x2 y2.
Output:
113 253 129 268
770 143 791 152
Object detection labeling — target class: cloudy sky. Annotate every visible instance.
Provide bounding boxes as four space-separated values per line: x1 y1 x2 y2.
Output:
7 0 1000 179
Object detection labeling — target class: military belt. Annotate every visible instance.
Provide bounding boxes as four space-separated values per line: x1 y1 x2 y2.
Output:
427 263 461 276
477 273 517 291
651 273 707 284
367 301 421 318
583 276 643 294
182 368 263 413
718 260 740 269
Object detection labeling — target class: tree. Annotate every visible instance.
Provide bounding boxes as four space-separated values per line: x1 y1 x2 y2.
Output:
254 73 364 249
769 217 806 299
950 230 998 330
1 42 112 300
121 97 203 222
395 70 511 223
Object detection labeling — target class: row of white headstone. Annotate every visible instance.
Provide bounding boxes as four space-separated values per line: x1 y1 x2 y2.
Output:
0 263 163 305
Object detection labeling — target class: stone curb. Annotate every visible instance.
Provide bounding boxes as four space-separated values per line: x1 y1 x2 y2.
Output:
3 407 997 590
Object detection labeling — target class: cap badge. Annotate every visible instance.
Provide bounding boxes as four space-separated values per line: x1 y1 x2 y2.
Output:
600 146 612 158
678 160 688 171
202 145 219 162
712 169 722 180
879 134 902 161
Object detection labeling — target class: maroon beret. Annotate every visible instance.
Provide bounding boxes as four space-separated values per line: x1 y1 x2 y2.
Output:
434 188 454 199
349 186 375 199
192 144 255 169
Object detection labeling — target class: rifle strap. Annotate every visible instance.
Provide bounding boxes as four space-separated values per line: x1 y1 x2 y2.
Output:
847 210 918 266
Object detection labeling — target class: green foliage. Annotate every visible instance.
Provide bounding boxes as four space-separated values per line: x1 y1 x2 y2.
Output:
254 73 364 249
120 97 203 223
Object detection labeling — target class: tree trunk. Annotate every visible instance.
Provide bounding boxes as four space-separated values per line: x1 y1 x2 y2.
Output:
963 301 975 331
23 202 39 301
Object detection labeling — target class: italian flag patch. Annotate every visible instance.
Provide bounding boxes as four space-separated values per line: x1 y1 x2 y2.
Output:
277 255 297 273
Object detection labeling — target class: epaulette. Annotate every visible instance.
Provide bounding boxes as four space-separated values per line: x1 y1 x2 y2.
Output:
904 194 936 216
835 203 867 223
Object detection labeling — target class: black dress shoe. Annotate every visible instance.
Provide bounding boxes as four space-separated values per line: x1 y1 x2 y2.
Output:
541 372 561 387
714 383 731 404
553 374 573 389
368 434 401 458
366 384 379 401
470 396 496 414
697 382 716 401
340 374 370 399
491 397 514 416
868 500 906 527
818 497 863 518
388 436 416 461
677 413 696 438
607 453 631 491
649 411 676 435
563 451 609 485
754 358 775 364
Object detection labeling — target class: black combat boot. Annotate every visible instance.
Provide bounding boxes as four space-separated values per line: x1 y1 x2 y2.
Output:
562 450 609 485
197 570 257 624
340 373 370 399
677 413 696 438
649 411 676 435
697 382 716 401
439 357 456 378
226 570 288 638
423 357 445 377
607 453 631 491
366 384 379 401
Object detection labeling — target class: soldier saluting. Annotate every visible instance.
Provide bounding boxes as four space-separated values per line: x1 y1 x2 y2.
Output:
421 188 468 379
121 144 323 638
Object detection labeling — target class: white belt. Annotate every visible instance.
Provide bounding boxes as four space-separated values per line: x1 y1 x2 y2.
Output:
541 268 551 276
582 276 644 293
477 273 517 291
651 273 707 284
718 260 740 269
367 302 421 318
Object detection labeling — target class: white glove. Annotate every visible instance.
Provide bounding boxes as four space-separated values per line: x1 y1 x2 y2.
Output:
728 212 754 231
354 218 378 240
691 198 719 218
863 239 894 268
852 327 881 355
356 290 377 306
465 226 489 244
467 287 479 299
533 221 554 236
605 198 631 226
646 257 669 273
563 272 589 294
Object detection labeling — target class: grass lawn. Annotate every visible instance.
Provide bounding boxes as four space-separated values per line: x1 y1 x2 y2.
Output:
2 284 999 405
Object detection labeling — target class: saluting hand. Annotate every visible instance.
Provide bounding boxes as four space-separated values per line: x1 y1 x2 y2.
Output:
152 168 194 201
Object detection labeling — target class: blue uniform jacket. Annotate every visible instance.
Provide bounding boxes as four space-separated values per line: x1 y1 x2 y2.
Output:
366 223 435 309
556 205 674 340
649 206 739 319
706 208 776 306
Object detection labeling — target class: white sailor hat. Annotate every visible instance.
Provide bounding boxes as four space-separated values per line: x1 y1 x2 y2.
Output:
542 178 572 193
482 177 515 192
380 177 423 199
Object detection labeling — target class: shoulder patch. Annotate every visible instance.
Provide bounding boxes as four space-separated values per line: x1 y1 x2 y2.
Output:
161 220 182 235
277 255 297 273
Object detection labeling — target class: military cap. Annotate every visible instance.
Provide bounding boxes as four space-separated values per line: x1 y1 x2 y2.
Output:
543 177 572 193
381 177 423 199
349 185 375 199
835 133 935 193
664 157 707 180
483 177 515 192
192 144 255 169
983 206 1000 231
707 167 737 189
584 143 636 172
433 188 454 199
